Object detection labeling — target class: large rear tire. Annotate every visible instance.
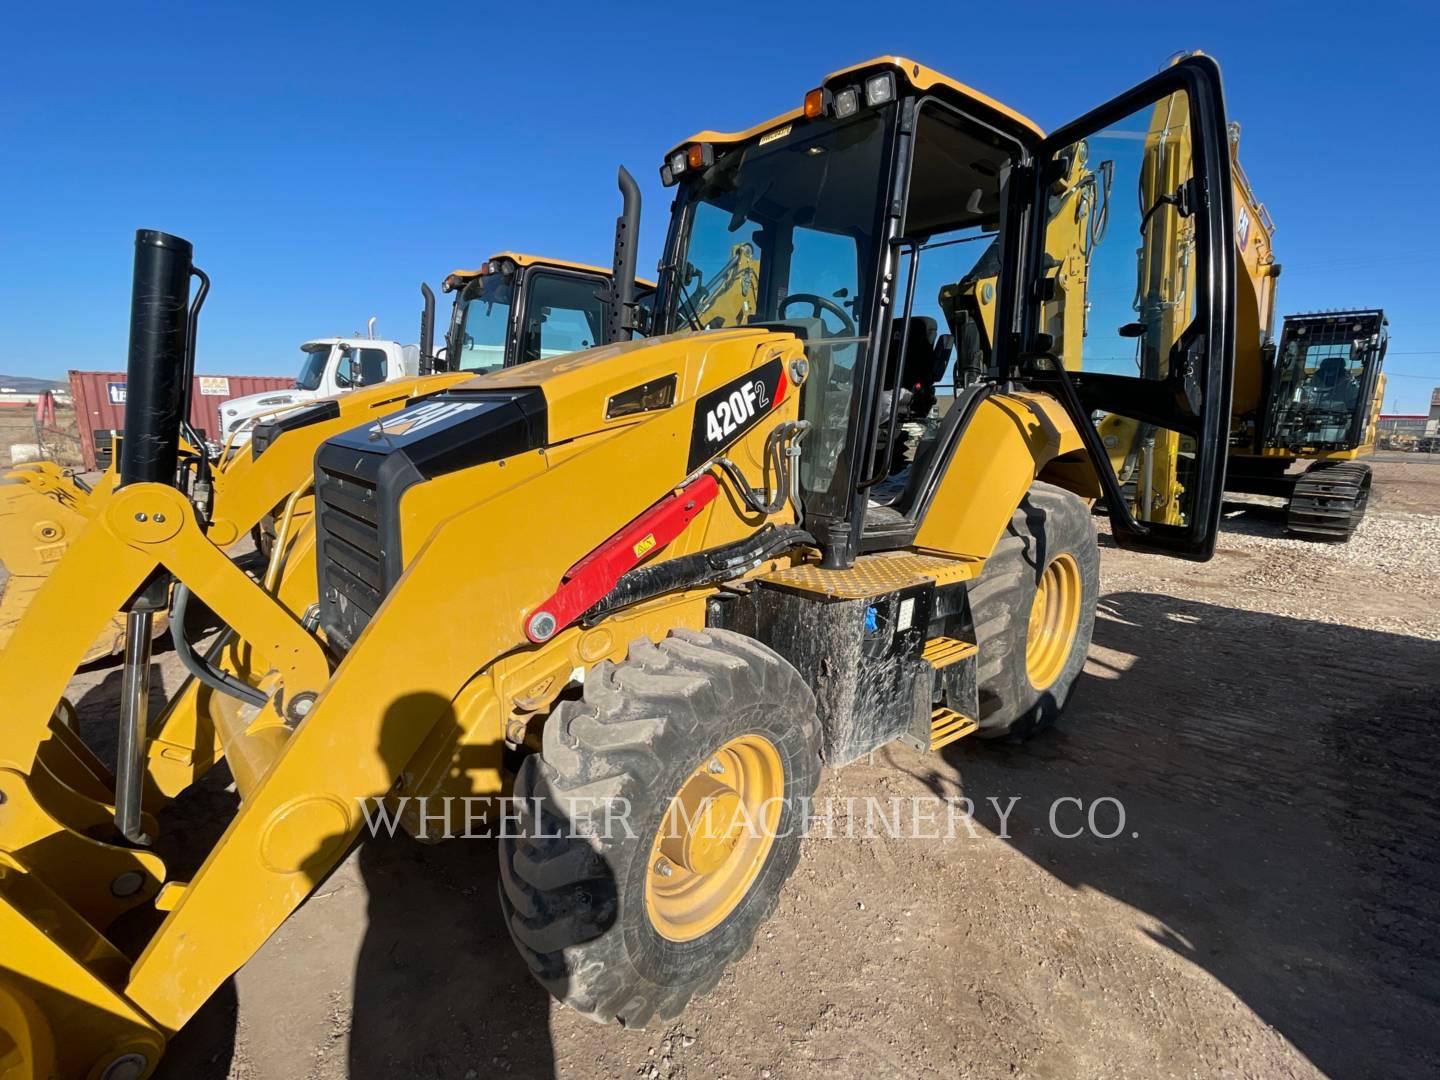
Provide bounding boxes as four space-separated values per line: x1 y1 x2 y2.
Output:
970 482 1098 740
499 627 821 1028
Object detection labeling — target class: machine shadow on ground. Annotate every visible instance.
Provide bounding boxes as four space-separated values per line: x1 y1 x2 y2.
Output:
943 591 1440 1078
150 691 566 1078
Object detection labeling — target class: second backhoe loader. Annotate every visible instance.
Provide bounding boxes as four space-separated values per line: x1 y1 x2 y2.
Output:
0 54 1241 1078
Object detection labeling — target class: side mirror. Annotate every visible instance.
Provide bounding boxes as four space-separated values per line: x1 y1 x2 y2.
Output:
335 350 356 388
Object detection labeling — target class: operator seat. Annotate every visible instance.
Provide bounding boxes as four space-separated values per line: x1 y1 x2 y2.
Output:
1305 355 1358 410
873 317 952 479
890 316 954 420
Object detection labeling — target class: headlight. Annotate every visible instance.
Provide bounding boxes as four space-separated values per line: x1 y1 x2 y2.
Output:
865 73 895 107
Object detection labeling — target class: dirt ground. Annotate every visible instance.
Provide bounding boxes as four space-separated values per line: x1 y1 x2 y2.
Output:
47 459 1440 1079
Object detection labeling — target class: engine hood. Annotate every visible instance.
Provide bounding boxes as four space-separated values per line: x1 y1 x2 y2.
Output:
222 387 318 425
451 327 803 445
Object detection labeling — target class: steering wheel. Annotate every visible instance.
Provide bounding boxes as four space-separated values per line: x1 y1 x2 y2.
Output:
780 293 856 338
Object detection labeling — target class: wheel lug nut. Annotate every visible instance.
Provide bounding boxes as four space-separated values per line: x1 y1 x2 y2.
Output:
707 758 724 774
654 857 673 877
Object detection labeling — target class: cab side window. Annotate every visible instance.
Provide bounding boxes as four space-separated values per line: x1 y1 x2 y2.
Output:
355 348 388 386
520 272 607 363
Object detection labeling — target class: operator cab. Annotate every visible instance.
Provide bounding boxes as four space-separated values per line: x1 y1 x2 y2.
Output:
443 254 656 375
1268 310 1388 451
654 56 1238 564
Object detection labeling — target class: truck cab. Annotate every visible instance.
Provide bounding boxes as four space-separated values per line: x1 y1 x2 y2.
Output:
220 336 420 446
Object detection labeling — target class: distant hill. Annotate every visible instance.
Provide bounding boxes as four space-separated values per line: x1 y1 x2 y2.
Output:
0 375 65 394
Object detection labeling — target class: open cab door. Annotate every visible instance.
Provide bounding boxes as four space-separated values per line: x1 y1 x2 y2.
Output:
1023 54 1236 559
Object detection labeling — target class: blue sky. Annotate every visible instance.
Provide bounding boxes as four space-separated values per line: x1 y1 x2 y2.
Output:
2 1 1435 411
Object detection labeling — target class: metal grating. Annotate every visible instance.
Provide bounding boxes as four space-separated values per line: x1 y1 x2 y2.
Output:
929 707 979 749
761 551 980 599
922 636 977 668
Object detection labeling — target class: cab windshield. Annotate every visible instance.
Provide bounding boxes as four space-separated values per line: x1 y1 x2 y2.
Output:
658 109 895 518
295 345 331 391
1270 313 1387 448
451 273 516 373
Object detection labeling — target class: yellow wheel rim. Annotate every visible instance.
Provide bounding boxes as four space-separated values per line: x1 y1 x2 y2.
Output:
645 733 784 942
1025 552 1082 691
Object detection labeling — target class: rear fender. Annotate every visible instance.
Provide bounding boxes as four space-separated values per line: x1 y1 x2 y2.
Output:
912 392 1097 562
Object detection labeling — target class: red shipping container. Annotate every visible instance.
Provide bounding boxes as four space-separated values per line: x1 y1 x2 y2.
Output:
68 370 294 470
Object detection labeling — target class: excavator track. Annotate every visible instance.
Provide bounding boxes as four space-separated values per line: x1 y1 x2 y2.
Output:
1286 461 1371 541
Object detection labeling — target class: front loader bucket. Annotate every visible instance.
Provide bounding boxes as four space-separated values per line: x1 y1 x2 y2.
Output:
0 475 167 665
0 874 166 1080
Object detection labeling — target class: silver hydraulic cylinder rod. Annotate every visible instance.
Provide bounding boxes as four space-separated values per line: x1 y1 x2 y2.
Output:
114 609 154 845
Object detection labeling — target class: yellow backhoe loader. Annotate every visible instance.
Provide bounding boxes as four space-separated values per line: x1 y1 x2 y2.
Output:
0 236 651 664
0 54 1242 1078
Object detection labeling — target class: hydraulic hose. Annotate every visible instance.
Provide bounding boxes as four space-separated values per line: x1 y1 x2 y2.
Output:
171 584 267 708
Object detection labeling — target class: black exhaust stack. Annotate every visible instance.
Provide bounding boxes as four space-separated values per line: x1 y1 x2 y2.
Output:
419 282 437 374
606 166 642 344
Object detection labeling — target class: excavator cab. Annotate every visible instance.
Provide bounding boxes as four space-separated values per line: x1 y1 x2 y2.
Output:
1268 310 1388 451
1226 308 1388 539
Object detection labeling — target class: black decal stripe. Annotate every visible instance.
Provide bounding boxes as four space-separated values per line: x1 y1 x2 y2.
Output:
686 358 784 471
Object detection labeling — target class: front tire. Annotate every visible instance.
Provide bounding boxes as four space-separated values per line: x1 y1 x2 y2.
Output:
499 628 821 1027
970 481 1099 740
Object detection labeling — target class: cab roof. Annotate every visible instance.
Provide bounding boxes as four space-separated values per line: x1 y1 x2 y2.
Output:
666 56 1044 159
446 252 655 289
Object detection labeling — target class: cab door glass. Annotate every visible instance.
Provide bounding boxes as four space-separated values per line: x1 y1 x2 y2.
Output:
787 224 862 499
1044 92 1197 381
521 272 606 363
1044 91 1202 528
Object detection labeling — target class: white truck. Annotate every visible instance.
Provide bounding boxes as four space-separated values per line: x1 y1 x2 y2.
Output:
219 324 421 447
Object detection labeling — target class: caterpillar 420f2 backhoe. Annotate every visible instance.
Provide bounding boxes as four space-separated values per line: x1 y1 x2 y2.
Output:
0 55 1239 1078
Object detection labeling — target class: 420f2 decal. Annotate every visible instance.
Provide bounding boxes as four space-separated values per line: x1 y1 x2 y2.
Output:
686 358 787 470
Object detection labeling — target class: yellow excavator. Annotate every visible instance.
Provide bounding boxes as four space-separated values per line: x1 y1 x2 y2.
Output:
0 234 651 663
0 54 1243 1078
1226 306 1388 539
1083 116 1386 540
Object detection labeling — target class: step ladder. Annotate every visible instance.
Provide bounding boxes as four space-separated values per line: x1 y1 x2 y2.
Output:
921 636 979 750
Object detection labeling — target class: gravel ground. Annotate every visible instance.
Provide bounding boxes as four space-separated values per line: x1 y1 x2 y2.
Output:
35 459 1440 1079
